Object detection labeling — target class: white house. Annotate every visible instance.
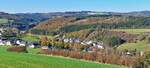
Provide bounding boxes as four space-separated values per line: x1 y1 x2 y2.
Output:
41 46 49 49
0 41 5 45
19 41 26 46
0 33 2 36
0 39 12 46
28 42 40 48
28 44 35 48
73 38 81 43
81 42 87 45
97 45 104 49
16 40 21 44
63 38 70 42
16 40 26 46
0 39 5 45
0 28 4 33
85 40 93 45
6 41 12 46
81 40 93 45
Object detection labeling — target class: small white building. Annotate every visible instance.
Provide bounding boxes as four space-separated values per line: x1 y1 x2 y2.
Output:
0 39 5 45
81 40 93 45
16 40 26 46
0 33 2 36
63 38 70 43
0 41 5 45
81 42 87 45
41 46 49 49
0 28 4 33
16 40 21 44
73 38 81 43
6 41 12 46
28 44 35 48
0 39 12 46
19 43 26 46
97 45 104 49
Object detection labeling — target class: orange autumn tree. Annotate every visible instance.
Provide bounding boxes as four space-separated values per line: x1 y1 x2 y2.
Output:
40 36 49 46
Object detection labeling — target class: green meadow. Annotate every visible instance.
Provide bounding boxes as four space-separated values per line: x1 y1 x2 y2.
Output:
112 29 150 34
0 18 9 24
0 46 126 68
118 41 150 52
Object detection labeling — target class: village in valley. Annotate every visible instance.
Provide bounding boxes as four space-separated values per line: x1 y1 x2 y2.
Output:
0 28 38 48
0 4 150 68
0 26 104 51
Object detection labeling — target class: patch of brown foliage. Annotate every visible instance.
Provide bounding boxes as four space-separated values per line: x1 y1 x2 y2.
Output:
34 17 76 31
39 49 139 68
108 31 140 43
7 46 28 53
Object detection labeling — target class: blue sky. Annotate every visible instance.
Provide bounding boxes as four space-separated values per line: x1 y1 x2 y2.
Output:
0 0 150 13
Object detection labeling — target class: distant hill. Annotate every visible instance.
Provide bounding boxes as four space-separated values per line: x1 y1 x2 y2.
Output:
31 14 150 35
1 11 150 30
111 11 150 17
0 11 104 30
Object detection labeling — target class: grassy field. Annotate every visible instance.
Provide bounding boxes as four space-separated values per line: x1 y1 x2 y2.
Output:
22 35 40 42
0 46 126 68
112 29 150 34
22 33 56 42
117 41 150 52
0 18 9 24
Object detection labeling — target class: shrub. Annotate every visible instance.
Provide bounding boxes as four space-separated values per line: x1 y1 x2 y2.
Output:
7 46 28 53
135 49 150 68
145 36 150 43
69 51 82 59
39 48 141 67
103 36 124 47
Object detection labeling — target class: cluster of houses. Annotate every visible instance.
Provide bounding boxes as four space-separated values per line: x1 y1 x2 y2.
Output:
0 28 40 48
0 27 144 56
0 37 40 48
0 28 4 36
55 37 144 56
55 37 104 49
